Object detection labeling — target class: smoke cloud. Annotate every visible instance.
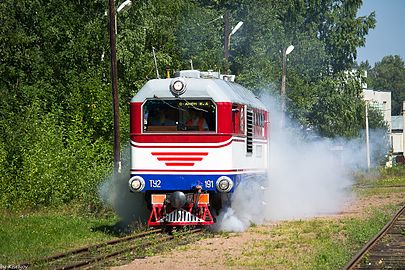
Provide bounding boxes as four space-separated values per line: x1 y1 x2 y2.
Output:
98 146 149 227
214 93 389 231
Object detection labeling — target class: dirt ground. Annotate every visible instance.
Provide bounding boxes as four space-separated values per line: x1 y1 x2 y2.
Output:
113 190 405 270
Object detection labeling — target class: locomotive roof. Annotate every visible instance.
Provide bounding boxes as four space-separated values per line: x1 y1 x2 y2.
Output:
131 71 267 110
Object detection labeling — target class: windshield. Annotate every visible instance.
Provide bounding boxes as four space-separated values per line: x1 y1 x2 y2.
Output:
143 99 216 132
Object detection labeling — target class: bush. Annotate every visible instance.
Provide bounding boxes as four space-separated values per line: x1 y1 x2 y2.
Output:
0 101 112 210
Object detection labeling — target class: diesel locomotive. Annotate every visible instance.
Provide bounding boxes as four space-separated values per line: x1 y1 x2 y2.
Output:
129 70 269 226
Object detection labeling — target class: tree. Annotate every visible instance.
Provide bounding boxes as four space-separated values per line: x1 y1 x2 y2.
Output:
176 1 223 71
315 0 376 72
368 55 405 115
308 72 364 137
0 0 113 209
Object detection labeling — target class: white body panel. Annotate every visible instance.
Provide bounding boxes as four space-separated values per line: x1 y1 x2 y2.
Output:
130 137 268 174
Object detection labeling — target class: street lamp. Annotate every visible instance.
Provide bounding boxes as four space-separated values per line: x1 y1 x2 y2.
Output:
230 21 244 36
224 20 243 61
280 45 294 127
115 0 132 34
108 0 132 175
223 10 243 72
117 0 132 12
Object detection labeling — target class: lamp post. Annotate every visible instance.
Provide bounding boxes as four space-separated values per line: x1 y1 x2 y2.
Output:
108 0 132 175
223 11 243 73
365 101 371 170
117 0 132 12
115 0 132 34
280 45 294 128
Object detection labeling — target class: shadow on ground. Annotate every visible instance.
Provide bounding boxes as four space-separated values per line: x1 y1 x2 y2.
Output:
91 220 148 237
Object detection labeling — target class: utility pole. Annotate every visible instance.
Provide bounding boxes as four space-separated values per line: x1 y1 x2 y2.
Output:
223 10 231 74
223 11 244 75
108 0 121 175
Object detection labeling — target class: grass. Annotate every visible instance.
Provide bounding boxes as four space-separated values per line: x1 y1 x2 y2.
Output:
356 166 405 187
223 167 405 270
0 206 119 265
224 208 394 270
355 166 405 196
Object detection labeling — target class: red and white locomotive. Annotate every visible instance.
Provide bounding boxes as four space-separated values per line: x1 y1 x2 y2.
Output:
129 70 269 226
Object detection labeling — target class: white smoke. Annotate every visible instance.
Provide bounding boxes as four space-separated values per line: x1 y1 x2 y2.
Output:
98 145 149 227
212 179 268 232
213 93 389 231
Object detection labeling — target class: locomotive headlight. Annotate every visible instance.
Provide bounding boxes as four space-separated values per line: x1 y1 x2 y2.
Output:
170 78 187 96
128 176 145 192
216 176 234 193
173 81 184 91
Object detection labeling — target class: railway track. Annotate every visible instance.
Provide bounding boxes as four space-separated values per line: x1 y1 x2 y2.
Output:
343 204 405 270
21 227 204 269
354 184 405 189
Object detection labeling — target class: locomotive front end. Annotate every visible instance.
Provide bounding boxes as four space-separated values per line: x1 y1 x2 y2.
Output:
129 70 268 227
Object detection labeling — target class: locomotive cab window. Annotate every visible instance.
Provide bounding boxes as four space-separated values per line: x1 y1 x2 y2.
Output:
143 99 216 132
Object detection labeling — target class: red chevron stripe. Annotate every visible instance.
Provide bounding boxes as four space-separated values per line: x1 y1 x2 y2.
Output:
157 157 203 161
152 152 208 156
165 162 195 166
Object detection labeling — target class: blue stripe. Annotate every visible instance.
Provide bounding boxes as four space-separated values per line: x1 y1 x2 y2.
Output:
132 174 236 192
131 173 267 192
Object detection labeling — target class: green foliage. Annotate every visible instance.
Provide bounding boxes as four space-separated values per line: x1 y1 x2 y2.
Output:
0 99 111 209
317 1 376 72
368 55 405 115
379 165 405 179
307 72 364 137
0 0 112 210
176 1 224 71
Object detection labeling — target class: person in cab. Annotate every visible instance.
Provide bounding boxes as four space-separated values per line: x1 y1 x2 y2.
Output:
185 109 208 131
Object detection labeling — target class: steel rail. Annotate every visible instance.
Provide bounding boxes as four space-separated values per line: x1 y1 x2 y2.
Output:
353 184 405 189
20 228 161 268
342 204 405 270
57 228 202 270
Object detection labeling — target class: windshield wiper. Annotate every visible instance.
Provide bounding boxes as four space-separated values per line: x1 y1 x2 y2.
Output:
152 95 186 111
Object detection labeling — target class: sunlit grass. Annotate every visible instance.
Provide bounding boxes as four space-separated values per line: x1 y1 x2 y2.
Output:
0 207 119 265
225 208 394 270
355 166 405 187
354 169 405 196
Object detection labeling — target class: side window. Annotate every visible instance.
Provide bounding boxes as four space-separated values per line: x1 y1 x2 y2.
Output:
232 104 240 134
232 104 245 135
239 105 245 134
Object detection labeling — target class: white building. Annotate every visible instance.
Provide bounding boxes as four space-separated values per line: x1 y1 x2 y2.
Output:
391 115 403 154
362 89 396 166
362 89 392 129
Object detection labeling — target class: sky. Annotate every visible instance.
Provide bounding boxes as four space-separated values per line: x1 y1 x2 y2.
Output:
356 0 405 66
